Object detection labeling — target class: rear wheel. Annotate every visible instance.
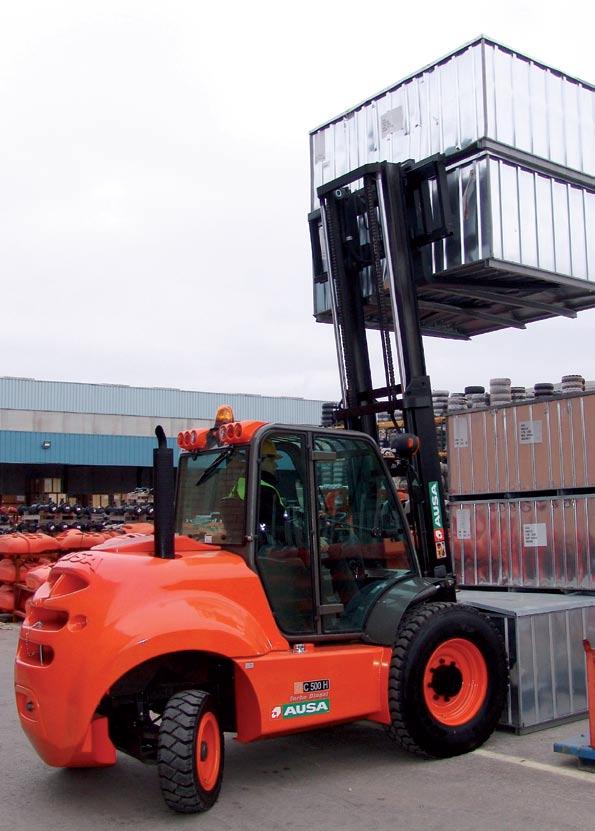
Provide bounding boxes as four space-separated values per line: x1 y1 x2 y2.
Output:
158 690 224 813
387 602 507 758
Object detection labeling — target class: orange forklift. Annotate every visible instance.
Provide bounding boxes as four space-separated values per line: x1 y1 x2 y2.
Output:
15 159 508 813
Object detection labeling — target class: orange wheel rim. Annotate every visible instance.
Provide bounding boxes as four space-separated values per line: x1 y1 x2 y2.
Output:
195 712 220 791
423 638 488 726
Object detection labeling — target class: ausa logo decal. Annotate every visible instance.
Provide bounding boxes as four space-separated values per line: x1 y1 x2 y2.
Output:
428 480 443 531
428 480 447 559
271 699 331 719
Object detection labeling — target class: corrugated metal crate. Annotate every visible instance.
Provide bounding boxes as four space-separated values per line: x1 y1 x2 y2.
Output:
311 36 594 210
423 146 593 281
310 38 595 340
448 391 595 496
460 590 595 732
313 145 594 329
450 495 595 590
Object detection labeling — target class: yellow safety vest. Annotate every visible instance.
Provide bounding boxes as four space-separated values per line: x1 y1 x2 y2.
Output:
229 477 283 505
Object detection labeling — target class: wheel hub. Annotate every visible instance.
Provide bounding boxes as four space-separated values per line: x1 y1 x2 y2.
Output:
428 660 463 701
422 637 489 726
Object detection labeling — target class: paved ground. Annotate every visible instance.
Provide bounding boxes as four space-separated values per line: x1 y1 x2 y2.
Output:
1 622 593 830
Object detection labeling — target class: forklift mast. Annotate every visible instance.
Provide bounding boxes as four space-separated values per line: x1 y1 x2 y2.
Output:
310 158 453 580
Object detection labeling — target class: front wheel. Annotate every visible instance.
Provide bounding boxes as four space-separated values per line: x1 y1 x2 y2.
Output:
158 690 224 813
387 602 508 758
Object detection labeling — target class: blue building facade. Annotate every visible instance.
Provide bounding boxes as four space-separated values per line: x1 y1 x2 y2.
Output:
0 378 327 503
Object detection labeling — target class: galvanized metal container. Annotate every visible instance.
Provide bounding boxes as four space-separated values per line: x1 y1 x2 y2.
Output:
312 143 595 325
460 590 595 732
450 495 595 590
310 36 594 210
424 146 593 281
310 38 595 338
448 391 595 496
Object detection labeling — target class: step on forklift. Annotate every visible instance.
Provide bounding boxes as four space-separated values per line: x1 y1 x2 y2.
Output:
14 157 508 813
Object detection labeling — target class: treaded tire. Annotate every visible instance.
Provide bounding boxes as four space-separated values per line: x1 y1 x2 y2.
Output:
158 690 224 813
386 602 508 758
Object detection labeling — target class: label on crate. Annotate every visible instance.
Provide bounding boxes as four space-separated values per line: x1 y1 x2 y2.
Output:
453 417 468 448
523 523 547 547
519 420 543 444
456 509 471 539
314 132 326 162
381 105 405 137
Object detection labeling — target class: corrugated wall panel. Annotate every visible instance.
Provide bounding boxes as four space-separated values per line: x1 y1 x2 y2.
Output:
0 410 215 438
0 378 326 423
0 430 180 468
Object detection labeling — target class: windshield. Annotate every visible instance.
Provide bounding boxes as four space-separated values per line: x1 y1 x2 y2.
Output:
175 446 249 545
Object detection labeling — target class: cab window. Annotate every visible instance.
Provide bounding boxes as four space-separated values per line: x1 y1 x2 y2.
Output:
255 433 314 635
314 434 412 633
175 446 248 545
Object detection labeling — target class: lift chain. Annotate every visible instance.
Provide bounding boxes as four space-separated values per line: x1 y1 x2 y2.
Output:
324 194 357 410
363 175 398 420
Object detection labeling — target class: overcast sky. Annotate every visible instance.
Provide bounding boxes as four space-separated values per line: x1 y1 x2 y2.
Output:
0 1 593 404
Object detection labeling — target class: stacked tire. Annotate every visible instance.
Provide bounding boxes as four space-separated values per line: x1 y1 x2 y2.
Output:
448 392 467 413
489 378 511 407
432 390 449 416
464 385 486 410
533 382 554 399
511 386 527 402
321 401 339 427
560 374 584 394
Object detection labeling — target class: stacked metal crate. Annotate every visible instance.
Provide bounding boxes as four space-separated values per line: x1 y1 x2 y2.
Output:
459 589 595 731
449 391 595 590
311 37 594 338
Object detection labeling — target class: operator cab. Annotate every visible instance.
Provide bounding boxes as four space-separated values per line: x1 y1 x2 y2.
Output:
175 406 417 639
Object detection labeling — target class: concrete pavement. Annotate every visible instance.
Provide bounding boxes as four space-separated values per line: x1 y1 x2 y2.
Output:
1 622 592 831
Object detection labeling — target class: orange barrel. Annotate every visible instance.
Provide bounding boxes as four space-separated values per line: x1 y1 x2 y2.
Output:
25 564 53 591
0 559 18 583
0 533 29 558
26 533 60 556
55 529 86 551
0 584 15 611
80 532 108 548
120 522 154 535
585 640 595 750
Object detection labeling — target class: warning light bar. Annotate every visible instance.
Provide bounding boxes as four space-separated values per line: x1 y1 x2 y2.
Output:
176 406 266 452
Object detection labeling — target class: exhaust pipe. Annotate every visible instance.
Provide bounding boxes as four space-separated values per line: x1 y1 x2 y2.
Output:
153 425 175 559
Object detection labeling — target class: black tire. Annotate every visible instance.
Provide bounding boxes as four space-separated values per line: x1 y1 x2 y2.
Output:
464 385 485 394
158 690 224 814
386 602 507 758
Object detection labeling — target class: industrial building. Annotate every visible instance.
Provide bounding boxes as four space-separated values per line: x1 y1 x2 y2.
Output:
0 377 325 507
